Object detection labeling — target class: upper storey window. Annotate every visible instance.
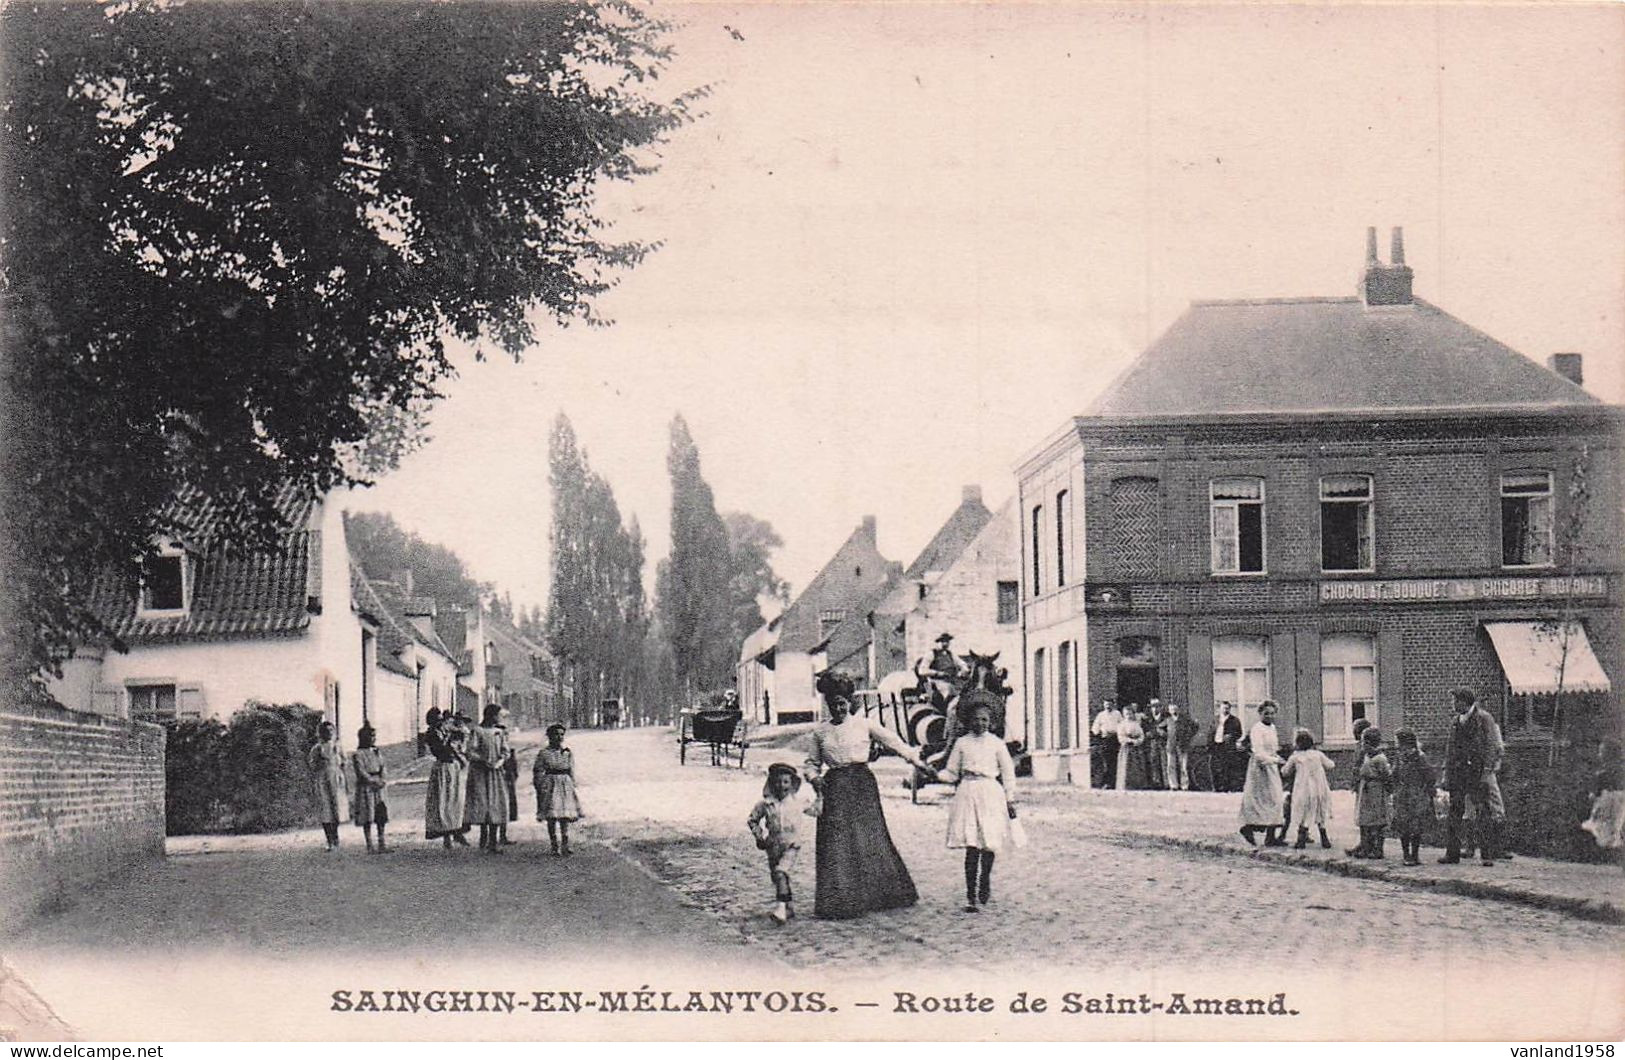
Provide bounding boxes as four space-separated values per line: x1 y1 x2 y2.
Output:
1210 477 1265 574
1501 471 1554 568
1320 474 1374 572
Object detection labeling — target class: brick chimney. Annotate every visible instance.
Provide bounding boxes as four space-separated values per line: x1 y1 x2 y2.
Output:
860 515 876 541
961 484 983 506
1360 225 1414 306
1547 353 1584 386
392 569 414 594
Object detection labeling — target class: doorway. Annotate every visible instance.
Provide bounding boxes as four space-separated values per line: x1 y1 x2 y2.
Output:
1115 635 1160 712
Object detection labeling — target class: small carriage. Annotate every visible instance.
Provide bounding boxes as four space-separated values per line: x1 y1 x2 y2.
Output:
863 642 1023 802
677 707 748 767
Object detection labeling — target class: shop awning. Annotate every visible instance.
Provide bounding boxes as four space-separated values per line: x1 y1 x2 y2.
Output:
1484 621 1612 695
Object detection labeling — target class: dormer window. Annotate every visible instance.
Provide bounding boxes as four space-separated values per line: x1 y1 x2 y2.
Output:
139 546 190 615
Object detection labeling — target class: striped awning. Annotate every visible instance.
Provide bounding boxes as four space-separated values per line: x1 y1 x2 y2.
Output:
1484 621 1611 696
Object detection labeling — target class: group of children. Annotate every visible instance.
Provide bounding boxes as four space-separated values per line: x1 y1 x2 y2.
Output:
310 714 582 855
1271 722 1486 867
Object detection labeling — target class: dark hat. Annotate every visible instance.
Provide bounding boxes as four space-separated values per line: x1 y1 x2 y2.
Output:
764 762 803 797
815 669 855 705
935 633 954 644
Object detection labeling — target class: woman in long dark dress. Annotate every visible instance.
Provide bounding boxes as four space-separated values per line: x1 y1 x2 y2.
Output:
802 673 936 920
423 708 471 849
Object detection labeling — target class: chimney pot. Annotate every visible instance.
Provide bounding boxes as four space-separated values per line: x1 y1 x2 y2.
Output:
1390 226 1406 266
1359 225 1414 307
1547 353 1584 386
961 484 983 505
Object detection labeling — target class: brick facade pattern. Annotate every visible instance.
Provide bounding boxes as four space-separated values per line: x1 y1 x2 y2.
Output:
1078 418 1624 787
1 704 165 929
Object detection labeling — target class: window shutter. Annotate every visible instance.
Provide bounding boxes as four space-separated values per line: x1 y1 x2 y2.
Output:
177 683 207 720
1377 629 1404 734
91 683 123 718
1186 633 1213 727
1270 632 1297 729
1295 631 1323 739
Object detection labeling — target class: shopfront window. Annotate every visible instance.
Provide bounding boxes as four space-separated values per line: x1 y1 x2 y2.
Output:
1321 633 1377 741
1213 636 1270 731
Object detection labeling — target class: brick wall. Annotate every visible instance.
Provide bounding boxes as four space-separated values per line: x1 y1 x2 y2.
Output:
1 704 165 931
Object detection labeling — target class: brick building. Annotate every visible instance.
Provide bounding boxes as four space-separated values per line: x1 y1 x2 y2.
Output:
1018 229 1622 787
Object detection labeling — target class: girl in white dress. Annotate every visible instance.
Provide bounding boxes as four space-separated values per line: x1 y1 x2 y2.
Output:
937 704 1018 912
1281 728 1335 849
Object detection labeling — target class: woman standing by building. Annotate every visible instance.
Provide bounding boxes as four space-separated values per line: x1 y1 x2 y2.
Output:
1115 705 1148 790
1238 701 1286 846
423 708 470 849
802 672 936 920
307 721 349 852
463 704 512 853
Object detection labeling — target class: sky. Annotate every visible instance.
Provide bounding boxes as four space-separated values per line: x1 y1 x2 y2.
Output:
347 2 1625 617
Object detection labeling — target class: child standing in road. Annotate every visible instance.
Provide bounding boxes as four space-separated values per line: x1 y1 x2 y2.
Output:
533 724 581 856
938 703 1019 912
1390 729 1436 866
748 762 809 925
1281 729 1334 850
351 724 389 853
1348 726 1393 859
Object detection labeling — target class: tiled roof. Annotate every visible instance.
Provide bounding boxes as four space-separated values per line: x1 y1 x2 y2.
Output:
1087 297 1599 420
350 567 416 677
365 577 459 668
86 486 320 644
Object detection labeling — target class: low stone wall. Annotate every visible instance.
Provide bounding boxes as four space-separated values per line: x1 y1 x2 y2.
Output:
0 704 165 931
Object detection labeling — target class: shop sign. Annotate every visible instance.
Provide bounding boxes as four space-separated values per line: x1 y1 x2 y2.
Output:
1319 575 1610 605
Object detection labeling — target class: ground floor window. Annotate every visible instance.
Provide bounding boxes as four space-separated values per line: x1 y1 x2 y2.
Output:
1032 647 1047 751
1502 690 1557 734
129 683 177 723
1212 636 1269 732
1321 633 1377 741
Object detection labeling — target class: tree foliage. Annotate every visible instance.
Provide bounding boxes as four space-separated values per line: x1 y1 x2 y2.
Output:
723 510 790 650
655 414 737 699
343 510 491 608
544 414 648 725
0 0 695 690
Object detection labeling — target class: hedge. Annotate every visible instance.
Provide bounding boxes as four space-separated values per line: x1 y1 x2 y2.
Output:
163 701 324 835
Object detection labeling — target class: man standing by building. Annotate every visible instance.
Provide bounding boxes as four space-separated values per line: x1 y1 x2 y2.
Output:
1091 698 1123 789
1212 702 1243 792
1440 686 1503 866
1162 702 1198 791
1144 699 1168 789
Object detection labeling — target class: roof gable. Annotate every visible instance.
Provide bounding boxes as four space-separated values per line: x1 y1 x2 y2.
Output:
86 485 322 644
778 520 898 654
1088 297 1600 420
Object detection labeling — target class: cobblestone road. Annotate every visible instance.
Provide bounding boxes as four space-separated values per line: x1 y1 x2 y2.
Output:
577 728 1625 973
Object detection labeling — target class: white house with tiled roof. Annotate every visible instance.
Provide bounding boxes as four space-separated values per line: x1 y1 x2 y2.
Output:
51 487 440 749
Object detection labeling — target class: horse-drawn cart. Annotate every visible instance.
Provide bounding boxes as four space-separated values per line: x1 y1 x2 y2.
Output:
677 708 748 767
